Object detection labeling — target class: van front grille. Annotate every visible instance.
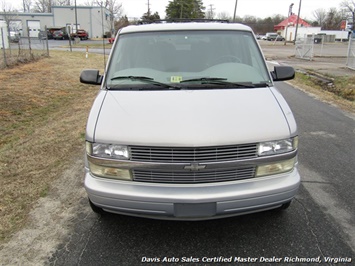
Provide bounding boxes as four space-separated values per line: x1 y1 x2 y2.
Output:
130 144 258 163
133 166 256 184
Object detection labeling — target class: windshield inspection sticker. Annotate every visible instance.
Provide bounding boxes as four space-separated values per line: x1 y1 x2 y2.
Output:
170 76 183 83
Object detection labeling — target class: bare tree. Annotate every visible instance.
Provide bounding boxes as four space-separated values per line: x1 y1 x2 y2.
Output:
1 1 17 28
341 0 355 30
33 0 74 12
22 0 32 12
83 0 96 6
33 0 52 12
205 4 215 19
313 8 327 27
95 0 122 36
1 1 18 53
56 0 72 5
107 0 122 35
323 7 346 30
216 11 231 21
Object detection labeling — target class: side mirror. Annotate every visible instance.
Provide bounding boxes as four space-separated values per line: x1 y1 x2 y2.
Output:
270 66 295 81
80 69 103 85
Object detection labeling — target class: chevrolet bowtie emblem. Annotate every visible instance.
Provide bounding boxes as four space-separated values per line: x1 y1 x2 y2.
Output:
184 163 206 171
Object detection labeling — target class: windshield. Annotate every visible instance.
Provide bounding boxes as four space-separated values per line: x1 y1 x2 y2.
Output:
105 30 271 89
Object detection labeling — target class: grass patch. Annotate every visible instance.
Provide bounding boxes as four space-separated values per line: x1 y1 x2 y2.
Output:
290 72 354 112
332 75 355 101
0 50 48 69
62 42 112 49
0 50 105 242
294 72 354 102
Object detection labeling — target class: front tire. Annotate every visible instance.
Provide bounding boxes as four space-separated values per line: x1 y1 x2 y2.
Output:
89 199 105 215
279 200 292 210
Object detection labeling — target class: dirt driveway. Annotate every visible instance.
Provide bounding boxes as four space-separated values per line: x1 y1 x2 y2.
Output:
0 158 93 265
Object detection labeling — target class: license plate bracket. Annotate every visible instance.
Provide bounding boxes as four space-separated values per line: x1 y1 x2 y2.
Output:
174 202 216 218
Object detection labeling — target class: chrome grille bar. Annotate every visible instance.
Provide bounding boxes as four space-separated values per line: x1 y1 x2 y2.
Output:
130 144 258 163
133 167 256 183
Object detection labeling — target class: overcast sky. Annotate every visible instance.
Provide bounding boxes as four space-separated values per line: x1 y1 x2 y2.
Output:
119 0 345 21
9 0 345 21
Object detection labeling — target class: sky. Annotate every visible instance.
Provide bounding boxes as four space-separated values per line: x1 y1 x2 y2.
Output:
120 0 345 21
9 0 346 21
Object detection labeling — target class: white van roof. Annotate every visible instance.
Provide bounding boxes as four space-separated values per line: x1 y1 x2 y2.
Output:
120 22 253 34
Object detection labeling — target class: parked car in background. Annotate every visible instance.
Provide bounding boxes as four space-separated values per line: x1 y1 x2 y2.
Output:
71 29 89 40
275 35 285 41
9 31 20 42
38 30 53 40
53 30 69 40
265 32 284 41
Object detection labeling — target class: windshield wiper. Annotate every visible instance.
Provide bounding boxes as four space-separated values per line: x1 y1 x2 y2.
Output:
110 76 181 90
180 77 255 88
180 77 227 83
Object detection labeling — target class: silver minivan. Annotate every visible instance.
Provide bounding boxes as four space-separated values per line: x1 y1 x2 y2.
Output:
80 21 300 220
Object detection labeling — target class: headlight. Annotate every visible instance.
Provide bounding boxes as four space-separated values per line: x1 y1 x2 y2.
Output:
86 142 132 180
258 137 298 156
88 162 132 180
86 142 130 160
256 157 296 177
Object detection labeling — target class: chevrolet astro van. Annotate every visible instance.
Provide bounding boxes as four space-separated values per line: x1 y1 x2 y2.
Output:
80 21 300 220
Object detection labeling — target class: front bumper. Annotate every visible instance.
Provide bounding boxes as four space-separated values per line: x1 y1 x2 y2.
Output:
85 167 300 220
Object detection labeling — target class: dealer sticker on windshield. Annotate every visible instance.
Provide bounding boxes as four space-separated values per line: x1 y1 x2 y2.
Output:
170 76 183 83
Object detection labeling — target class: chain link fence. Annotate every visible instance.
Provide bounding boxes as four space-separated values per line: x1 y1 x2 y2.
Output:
1 27 49 69
295 35 314 60
346 36 355 70
295 34 355 72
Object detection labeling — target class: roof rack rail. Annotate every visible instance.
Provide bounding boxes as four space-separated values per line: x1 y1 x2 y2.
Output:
138 19 230 25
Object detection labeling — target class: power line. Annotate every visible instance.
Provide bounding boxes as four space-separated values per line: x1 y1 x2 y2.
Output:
146 0 151 16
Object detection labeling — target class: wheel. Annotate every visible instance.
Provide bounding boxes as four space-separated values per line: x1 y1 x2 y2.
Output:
279 200 292 210
89 198 106 215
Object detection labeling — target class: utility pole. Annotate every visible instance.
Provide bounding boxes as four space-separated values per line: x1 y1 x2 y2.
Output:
294 0 302 43
233 0 238 22
284 3 294 45
147 0 151 17
208 4 215 19
180 0 183 19
74 0 78 33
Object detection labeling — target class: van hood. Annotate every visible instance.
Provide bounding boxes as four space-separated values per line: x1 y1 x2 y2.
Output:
93 88 291 147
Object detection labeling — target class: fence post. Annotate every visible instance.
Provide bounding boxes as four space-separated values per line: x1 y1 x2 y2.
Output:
27 27 34 60
45 25 49 57
68 26 72 52
1 28 8 67
346 37 355 70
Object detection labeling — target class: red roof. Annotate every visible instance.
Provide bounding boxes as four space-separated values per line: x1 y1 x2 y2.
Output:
274 14 311 30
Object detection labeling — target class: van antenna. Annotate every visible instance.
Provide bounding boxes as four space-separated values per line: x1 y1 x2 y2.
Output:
100 2 106 73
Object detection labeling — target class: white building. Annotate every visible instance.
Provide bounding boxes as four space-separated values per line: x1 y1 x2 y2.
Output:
0 5 110 39
0 20 9 48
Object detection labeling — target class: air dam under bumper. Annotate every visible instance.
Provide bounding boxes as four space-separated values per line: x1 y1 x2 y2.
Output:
85 168 300 220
